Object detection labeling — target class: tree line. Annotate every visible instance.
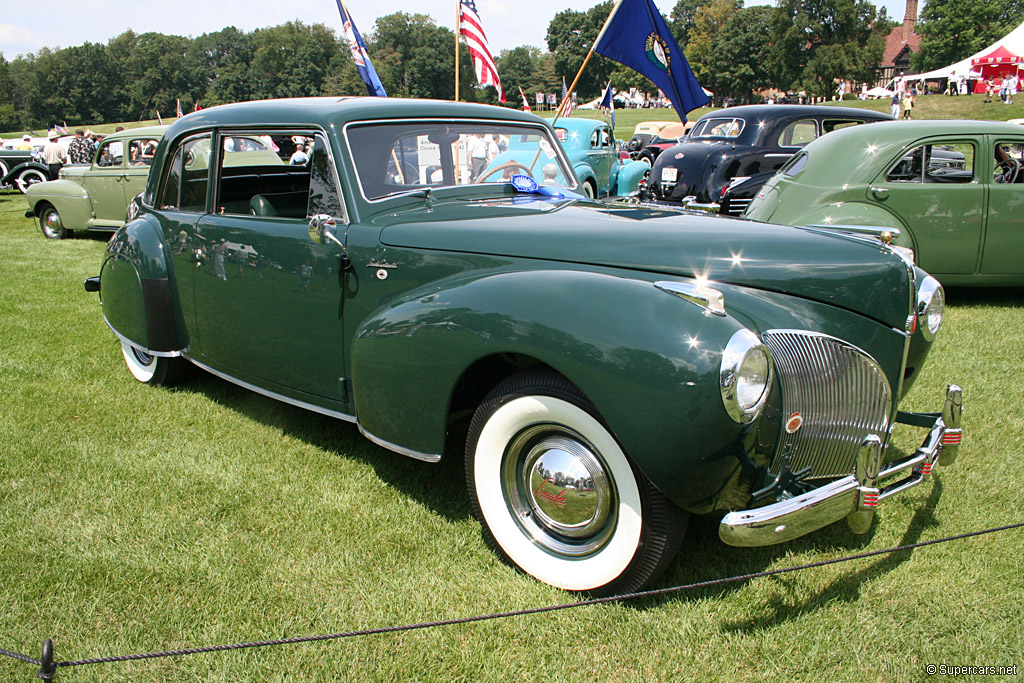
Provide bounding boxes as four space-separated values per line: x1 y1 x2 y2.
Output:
0 0 1020 131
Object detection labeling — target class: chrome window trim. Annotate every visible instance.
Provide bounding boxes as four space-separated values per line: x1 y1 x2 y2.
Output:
149 131 213 212
341 117 579 205
209 126 350 225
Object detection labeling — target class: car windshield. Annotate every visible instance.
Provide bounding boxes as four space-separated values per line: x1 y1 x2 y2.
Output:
690 118 745 138
345 120 575 201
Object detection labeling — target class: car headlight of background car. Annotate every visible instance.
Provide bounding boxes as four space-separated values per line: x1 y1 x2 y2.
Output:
720 329 773 423
917 275 944 341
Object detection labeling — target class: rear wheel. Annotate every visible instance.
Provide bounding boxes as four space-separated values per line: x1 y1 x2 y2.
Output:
465 371 687 594
15 167 48 193
120 340 186 386
38 204 68 239
582 179 597 199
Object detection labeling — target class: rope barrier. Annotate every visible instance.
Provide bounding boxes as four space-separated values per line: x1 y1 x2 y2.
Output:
1 521 1021 680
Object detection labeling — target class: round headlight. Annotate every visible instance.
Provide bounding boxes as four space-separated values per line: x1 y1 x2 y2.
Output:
721 329 773 423
916 275 944 341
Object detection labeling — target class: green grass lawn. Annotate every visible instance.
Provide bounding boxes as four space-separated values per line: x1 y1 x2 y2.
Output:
1 188 1023 680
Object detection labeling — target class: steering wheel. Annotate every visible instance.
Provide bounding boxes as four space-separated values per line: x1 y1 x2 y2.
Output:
995 156 1020 183
475 161 532 183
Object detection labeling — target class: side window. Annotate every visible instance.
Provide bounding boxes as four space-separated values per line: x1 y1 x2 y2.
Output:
158 134 211 212
590 129 601 148
599 128 612 148
886 142 974 184
95 140 121 168
822 120 864 133
216 132 313 218
129 138 159 166
993 141 1024 184
778 119 818 147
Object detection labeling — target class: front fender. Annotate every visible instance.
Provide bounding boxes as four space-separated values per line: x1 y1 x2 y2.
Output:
792 201 913 251
26 180 93 229
574 164 597 192
2 161 48 186
610 159 650 196
100 216 186 353
351 268 751 510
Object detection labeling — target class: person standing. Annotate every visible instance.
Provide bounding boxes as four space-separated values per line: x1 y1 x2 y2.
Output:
902 91 915 119
42 131 64 180
15 134 32 150
985 77 995 103
467 133 488 181
890 92 901 118
66 129 92 164
1007 73 1018 105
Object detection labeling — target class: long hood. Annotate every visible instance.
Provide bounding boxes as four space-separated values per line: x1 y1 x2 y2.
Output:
375 197 913 330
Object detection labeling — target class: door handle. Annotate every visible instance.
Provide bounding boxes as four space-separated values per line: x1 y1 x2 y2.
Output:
870 186 889 200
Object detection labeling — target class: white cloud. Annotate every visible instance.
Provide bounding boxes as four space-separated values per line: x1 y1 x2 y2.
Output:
0 23 41 56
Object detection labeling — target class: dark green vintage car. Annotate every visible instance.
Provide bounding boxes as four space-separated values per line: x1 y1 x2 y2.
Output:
744 120 1024 286
88 98 962 594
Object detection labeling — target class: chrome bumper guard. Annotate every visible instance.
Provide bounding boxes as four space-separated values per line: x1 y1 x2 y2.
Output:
720 384 962 547
681 196 721 214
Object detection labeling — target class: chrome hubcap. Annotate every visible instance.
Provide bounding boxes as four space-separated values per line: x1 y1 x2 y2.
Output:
45 212 61 232
131 347 155 367
503 424 616 557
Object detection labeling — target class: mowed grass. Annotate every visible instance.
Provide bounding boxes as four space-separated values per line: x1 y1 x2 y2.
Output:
0 189 1022 682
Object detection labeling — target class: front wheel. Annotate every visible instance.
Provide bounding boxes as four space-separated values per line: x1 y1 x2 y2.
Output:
581 179 596 199
120 340 185 386
38 204 68 239
465 372 687 594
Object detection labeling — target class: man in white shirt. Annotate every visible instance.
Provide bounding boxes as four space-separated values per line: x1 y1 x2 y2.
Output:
467 133 488 181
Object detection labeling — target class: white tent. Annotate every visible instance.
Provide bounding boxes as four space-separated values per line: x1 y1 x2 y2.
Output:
865 86 894 98
898 20 1024 81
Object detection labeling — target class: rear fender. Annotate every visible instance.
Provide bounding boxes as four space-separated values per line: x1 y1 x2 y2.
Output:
611 159 650 196
100 216 186 353
351 268 750 509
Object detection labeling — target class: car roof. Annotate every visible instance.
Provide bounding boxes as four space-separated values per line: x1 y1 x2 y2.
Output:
545 117 610 133
694 104 893 122
166 97 544 140
781 119 1024 185
106 125 169 140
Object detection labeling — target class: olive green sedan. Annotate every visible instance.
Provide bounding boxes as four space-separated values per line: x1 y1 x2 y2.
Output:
24 126 167 239
744 120 1024 286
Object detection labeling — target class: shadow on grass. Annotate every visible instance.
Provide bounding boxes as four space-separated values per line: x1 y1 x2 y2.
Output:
172 365 947 614
175 370 473 524
945 286 1024 307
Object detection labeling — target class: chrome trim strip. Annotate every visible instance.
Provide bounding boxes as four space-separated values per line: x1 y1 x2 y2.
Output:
358 427 442 463
805 223 902 241
103 318 183 358
184 355 357 424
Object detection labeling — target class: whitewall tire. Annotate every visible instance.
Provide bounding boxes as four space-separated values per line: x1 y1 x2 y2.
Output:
465 372 687 594
120 340 185 386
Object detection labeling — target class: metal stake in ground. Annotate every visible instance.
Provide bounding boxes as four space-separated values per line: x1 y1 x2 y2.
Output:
37 639 56 681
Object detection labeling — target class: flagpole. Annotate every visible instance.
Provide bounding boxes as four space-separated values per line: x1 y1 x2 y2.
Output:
455 0 461 101
552 0 625 126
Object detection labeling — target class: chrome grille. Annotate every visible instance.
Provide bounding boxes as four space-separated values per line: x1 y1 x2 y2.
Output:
725 198 751 216
763 330 892 479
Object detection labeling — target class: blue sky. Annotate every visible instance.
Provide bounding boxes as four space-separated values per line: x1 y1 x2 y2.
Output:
2 0 912 59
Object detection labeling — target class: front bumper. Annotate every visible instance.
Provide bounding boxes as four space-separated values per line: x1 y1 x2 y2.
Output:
720 384 962 547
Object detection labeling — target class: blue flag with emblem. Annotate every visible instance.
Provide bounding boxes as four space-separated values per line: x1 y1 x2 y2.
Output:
599 82 615 128
593 0 708 121
335 0 387 97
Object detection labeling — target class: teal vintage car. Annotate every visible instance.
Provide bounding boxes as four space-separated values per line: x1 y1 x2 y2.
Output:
481 117 647 198
744 120 1024 286
24 126 168 239
87 98 962 594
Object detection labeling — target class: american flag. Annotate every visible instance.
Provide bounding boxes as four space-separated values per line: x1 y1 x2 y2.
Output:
557 76 573 117
460 0 505 102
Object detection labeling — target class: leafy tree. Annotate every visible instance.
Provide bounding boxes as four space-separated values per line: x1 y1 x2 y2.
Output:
684 0 742 85
189 27 254 107
496 46 540 101
249 22 339 100
545 2 619 99
704 5 773 101
914 0 1024 72
368 13 477 101
669 0 703 46
768 0 887 93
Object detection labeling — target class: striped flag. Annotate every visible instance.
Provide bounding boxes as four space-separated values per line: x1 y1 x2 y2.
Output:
518 86 531 112
176 98 184 118
557 76 573 117
460 0 505 102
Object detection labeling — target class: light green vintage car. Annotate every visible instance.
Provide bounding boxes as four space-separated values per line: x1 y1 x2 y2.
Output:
744 119 1024 286
86 98 962 594
24 126 168 239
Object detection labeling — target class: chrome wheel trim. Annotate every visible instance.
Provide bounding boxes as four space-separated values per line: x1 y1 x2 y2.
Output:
502 424 615 556
582 180 596 199
121 340 158 382
473 395 643 591
41 208 63 238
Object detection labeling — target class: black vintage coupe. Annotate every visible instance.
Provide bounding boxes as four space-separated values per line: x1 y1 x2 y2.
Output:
647 105 893 215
